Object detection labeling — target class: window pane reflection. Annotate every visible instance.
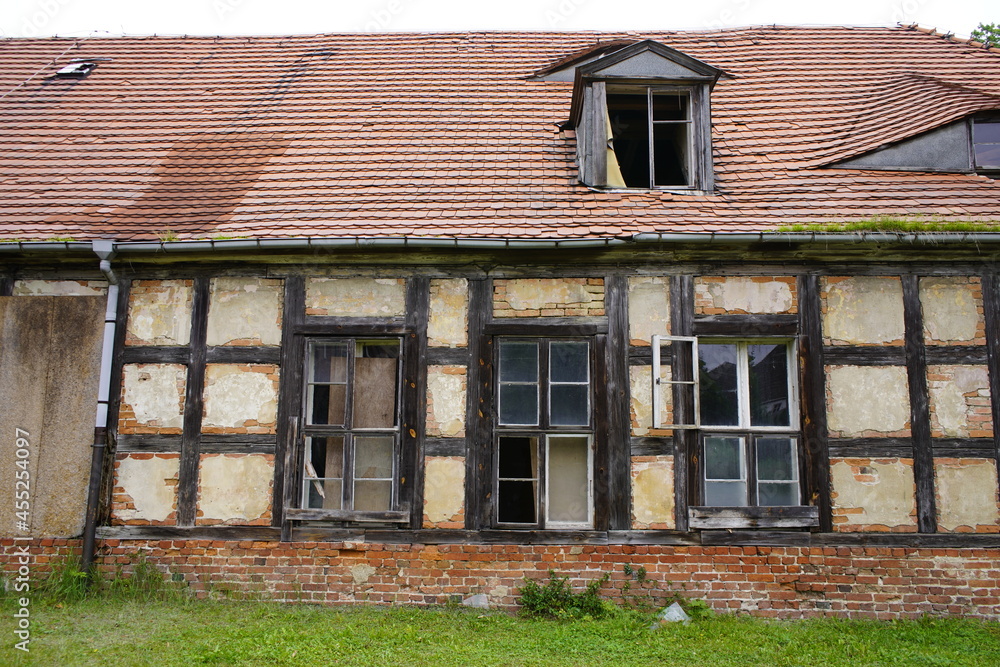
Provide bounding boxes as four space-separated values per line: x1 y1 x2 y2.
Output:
699 344 738 426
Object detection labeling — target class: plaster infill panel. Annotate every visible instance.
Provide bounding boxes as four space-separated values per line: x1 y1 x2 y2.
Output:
821 276 904 345
206 277 283 346
119 363 186 434
12 279 107 296
830 458 917 532
629 364 671 436
494 278 604 317
920 277 985 345
305 277 406 317
426 365 467 438
826 365 910 438
423 456 465 528
112 453 179 525
125 280 193 346
197 454 274 525
427 278 468 348
927 365 992 438
202 364 279 433
934 458 1000 533
631 455 674 529
694 276 796 315
627 276 670 345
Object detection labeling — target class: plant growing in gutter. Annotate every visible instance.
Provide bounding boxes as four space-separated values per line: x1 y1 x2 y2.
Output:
778 216 1000 234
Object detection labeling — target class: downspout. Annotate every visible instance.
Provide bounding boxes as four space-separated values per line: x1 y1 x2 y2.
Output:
82 240 119 578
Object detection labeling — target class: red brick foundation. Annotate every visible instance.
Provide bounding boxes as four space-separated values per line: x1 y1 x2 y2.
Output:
3 539 999 619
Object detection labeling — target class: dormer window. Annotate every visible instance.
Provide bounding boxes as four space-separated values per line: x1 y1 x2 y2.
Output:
607 87 701 188
973 118 1000 172
547 40 722 192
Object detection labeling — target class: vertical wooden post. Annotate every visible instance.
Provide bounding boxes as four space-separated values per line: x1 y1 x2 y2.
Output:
603 275 631 531
177 277 210 527
404 277 429 529
902 274 937 533
671 275 694 531
798 275 832 532
980 275 1000 495
465 278 492 529
273 275 305 528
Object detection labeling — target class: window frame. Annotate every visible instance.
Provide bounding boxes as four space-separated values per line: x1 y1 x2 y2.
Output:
972 117 1000 173
583 79 714 192
493 337 596 530
298 336 405 519
695 338 803 508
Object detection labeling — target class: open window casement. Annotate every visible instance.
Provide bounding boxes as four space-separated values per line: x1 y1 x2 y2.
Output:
651 334 699 429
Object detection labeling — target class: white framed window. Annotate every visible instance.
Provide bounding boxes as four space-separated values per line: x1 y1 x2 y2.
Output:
697 339 801 507
495 338 594 529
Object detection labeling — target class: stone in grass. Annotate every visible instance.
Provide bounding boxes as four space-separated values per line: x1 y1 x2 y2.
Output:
650 602 691 629
461 594 490 609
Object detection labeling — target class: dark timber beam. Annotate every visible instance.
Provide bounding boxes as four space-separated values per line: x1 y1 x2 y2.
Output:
177 278 210 526
799 275 832 532
902 275 937 533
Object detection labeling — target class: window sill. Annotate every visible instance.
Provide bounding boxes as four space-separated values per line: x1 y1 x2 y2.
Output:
285 507 411 524
689 506 819 529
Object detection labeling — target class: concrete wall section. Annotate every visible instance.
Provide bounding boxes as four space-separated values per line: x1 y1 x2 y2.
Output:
427 279 468 348
694 276 796 315
13 279 106 296
206 277 283 346
629 364 671 436
125 280 193 346
196 454 274 525
426 365 466 438
493 278 604 317
0 296 105 538
826 365 910 438
830 458 917 532
630 455 674 529
627 276 669 345
934 458 1000 533
201 364 279 434
111 453 180 525
821 276 904 345
920 277 985 345
927 365 992 438
305 277 406 317
118 363 186 434
422 456 465 529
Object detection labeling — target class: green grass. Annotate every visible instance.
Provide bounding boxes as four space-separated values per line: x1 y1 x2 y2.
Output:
1 596 998 666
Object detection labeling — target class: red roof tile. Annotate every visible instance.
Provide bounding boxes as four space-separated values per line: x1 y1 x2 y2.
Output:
0 26 998 242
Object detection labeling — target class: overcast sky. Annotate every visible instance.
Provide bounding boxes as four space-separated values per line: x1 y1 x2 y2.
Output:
1 0 994 39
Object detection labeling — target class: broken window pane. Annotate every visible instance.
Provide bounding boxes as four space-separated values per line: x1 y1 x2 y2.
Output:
352 341 399 428
699 343 739 426
652 91 688 121
304 436 344 509
607 93 650 188
498 436 538 524
546 436 590 524
748 344 790 427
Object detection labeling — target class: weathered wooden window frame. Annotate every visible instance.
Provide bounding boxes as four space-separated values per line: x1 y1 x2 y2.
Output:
287 335 411 524
585 81 714 191
493 336 596 530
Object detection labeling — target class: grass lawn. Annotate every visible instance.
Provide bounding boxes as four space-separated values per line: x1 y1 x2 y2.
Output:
1 596 998 666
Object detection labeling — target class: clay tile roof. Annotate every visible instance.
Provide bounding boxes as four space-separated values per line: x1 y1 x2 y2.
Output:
0 26 998 242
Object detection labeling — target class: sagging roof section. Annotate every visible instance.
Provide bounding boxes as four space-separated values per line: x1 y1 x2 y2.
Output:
0 26 997 243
